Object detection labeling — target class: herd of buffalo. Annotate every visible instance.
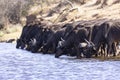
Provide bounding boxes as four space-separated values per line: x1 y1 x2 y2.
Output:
16 19 120 58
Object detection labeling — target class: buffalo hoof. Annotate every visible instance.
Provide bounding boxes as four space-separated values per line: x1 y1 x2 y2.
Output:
95 54 98 57
113 54 116 57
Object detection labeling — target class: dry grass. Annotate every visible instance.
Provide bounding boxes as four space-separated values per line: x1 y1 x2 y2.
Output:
1 0 120 42
0 24 22 42
35 0 120 23
73 1 120 21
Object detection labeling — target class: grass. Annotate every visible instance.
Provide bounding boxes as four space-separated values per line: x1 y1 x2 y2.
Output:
0 31 4 37
0 24 22 42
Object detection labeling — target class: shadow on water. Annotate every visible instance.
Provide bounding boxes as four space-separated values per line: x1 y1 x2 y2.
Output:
57 55 120 63
58 55 101 62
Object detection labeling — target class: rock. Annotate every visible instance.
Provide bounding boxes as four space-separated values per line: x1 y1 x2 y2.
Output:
6 39 15 43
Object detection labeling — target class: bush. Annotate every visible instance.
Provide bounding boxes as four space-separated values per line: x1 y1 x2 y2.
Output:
0 0 34 28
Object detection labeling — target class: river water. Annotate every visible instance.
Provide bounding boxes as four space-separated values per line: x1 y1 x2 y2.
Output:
0 43 120 80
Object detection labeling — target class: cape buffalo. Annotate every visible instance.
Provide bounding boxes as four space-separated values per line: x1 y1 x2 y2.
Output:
92 20 120 57
29 28 54 53
55 25 91 58
16 23 43 50
42 30 65 54
16 24 32 49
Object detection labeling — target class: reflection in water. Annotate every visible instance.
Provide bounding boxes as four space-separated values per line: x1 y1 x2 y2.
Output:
0 43 120 80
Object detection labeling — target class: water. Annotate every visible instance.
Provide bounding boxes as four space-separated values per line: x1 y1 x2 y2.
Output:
0 43 120 80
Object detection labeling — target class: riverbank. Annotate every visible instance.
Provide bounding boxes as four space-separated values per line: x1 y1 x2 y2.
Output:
0 24 22 43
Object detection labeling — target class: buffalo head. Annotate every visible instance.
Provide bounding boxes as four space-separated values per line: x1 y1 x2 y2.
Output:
81 39 96 58
29 38 39 53
16 39 25 49
55 37 65 58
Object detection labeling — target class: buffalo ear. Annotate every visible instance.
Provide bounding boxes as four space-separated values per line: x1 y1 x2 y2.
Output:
79 43 87 48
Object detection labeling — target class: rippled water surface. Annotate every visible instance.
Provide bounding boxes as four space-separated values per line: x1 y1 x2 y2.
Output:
0 43 120 80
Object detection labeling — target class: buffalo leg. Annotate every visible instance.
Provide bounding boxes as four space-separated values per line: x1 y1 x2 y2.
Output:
107 42 112 57
52 43 56 53
75 46 81 58
112 43 116 56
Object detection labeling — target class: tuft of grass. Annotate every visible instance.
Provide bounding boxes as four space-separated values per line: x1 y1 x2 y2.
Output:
0 31 4 37
5 28 16 34
3 24 22 34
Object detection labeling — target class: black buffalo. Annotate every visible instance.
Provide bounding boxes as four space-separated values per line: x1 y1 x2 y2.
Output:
92 20 120 57
42 30 65 54
29 28 53 53
103 21 120 56
16 23 43 50
16 24 32 49
55 24 92 58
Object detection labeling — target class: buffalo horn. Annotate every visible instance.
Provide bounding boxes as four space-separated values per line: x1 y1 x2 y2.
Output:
61 37 65 42
84 39 90 45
